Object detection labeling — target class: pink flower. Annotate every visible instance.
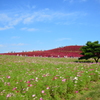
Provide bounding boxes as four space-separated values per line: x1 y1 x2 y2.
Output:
32 94 36 97
26 81 30 84
6 94 11 97
6 93 14 98
28 84 32 87
42 75 46 77
41 90 45 93
40 97 43 100
23 91 26 93
12 87 17 91
46 87 50 89
89 69 94 71
7 82 10 86
6 76 10 79
75 91 78 93
62 79 66 82
52 76 58 80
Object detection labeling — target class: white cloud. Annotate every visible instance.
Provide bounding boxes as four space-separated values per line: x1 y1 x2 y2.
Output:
63 0 87 2
63 0 74 3
0 14 13 30
0 26 13 30
80 0 87 2
0 8 87 30
0 13 24 30
23 11 52 24
27 28 37 31
11 36 20 39
56 21 75 25
9 17 23 26
23 15 35 24
36 14 52 22
22 10 85 25
25 4 36 9
56 38 72 41
21 27 38 31
0 14 11 22
17 43 25 46
53 12 79 18
11 43 26 46
0 44 5 47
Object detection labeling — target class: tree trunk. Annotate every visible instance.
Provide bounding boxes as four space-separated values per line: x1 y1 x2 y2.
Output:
94 58 99 63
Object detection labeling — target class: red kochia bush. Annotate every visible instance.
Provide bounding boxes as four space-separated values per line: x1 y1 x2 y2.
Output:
0 45 83 57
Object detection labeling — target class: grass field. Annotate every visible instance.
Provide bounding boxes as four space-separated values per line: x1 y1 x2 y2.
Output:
0 55 100 100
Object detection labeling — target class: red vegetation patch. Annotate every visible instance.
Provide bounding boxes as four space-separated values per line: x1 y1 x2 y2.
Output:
0 45 83 57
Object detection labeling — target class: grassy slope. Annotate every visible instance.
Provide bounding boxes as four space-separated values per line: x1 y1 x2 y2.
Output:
0 55 100 100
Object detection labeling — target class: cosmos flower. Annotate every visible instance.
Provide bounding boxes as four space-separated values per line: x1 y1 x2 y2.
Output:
73 77 78 80
6 76 11 79
32 94 36 97
75 91 78 93
62 79 66 82
41 90 45 93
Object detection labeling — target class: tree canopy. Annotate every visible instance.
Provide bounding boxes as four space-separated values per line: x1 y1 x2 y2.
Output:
79 41 100 63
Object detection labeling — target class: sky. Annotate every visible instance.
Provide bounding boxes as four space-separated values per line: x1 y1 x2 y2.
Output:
0 0 100 53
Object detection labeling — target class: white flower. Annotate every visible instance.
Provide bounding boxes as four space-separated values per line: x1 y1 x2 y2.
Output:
73 77 78 80
26 87 29 91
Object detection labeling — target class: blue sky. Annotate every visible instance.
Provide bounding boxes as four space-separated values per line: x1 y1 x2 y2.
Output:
0 0 100 53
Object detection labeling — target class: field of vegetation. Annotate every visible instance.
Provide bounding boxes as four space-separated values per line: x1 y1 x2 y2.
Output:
0 55 100 100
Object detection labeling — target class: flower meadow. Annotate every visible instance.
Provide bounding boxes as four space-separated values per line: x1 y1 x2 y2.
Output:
0 55 100 100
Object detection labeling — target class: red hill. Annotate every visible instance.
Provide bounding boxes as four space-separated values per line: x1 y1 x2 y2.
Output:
0 45 83 58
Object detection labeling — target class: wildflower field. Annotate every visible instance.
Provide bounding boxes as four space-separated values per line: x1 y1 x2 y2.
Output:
0 55 100 100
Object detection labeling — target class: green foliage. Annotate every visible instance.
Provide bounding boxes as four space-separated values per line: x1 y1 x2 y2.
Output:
79 83 100 100
79 41 100 63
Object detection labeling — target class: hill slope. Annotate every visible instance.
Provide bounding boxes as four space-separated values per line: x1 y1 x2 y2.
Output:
0 45 83 57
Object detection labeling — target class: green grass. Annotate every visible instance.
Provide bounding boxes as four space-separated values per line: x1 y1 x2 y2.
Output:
0 55 100 100
73 81 100 100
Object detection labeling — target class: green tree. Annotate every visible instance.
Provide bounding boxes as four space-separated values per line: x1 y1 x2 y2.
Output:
79 41 100 63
